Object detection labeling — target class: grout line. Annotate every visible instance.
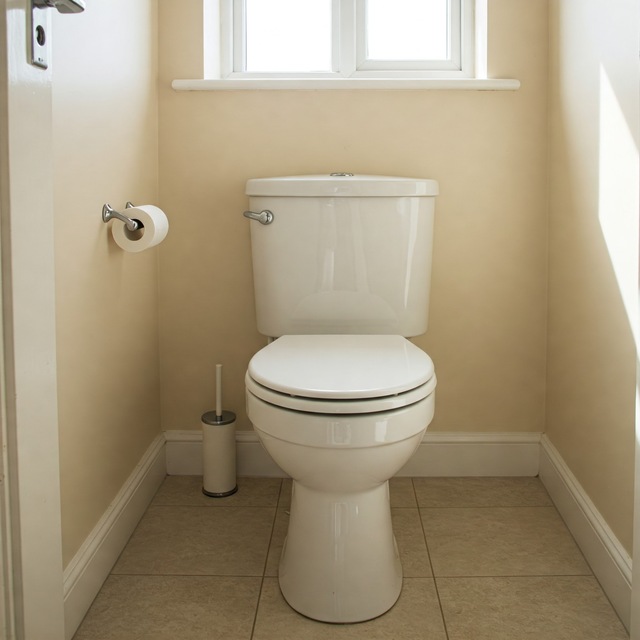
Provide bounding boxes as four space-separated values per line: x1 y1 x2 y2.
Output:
417 504 555 510
409 475 419 508
412 479 451 640
108 571 596 579
149 504 280 509
433 573 597 579
108 572 268 578
250 478 283 639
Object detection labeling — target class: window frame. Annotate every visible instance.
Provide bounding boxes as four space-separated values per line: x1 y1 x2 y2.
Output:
354 0 462 73
220 0 475 81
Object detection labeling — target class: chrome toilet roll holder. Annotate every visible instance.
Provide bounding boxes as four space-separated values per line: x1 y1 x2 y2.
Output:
102 202 142 231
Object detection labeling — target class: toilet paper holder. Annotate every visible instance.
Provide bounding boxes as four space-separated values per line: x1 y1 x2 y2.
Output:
102 202 141 231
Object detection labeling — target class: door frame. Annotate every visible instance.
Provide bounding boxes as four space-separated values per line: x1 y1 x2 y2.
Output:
0 1 65 638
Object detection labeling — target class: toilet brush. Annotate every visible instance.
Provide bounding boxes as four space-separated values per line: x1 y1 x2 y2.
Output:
202 363 237 497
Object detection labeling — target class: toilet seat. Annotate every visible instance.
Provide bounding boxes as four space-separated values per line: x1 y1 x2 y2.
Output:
246 335 436 414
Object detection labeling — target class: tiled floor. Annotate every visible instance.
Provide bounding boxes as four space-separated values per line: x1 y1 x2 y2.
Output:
73 476 629 640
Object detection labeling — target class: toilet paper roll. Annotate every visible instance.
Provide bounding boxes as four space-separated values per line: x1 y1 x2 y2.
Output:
112 205 169 253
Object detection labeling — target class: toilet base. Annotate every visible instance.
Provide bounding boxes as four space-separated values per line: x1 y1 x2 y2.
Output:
278 480 402 623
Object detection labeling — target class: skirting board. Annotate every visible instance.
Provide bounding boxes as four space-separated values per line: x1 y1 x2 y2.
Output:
164 429 542 477
539 435 632 631
62 434 166 640
64 429 632 638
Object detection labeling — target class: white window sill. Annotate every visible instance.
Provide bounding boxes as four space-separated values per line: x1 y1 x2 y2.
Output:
171 78 520 91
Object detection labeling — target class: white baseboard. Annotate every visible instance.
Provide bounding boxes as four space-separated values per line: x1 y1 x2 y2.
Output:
63 434 166 640
165 429 286 477
398 431 541 476
66 429 631 638
539 435 631 631
164 429 542 478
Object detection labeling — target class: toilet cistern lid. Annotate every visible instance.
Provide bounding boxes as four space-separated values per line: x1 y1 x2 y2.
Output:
247 335 434 400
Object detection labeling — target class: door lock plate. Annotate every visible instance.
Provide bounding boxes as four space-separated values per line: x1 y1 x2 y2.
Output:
30 1 50 69
29 0 85 69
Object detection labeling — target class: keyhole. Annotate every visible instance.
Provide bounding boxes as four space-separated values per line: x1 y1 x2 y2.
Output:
35 25 46 46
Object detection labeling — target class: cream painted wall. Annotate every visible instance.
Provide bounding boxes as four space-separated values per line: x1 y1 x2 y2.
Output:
52 1 160 567
157 0 549 435
546 0 639 554
46 0 639 581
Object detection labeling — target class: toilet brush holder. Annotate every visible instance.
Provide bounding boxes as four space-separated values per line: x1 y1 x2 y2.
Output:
201 410 237 497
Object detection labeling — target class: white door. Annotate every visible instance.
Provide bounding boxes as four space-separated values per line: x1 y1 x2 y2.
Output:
0 1 66 638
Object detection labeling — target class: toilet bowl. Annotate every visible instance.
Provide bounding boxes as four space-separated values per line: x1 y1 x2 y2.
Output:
246 334 436 622
243 173 439 623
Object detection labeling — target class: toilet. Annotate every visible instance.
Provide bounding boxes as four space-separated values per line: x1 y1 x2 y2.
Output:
243 174 438 623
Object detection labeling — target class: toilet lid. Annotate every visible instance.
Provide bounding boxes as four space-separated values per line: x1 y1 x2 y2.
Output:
247 335 434 400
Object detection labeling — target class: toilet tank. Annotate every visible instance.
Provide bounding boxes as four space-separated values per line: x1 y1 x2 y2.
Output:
245 174 438 337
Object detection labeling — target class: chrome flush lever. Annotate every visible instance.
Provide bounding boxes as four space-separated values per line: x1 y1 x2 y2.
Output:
243 210 274 225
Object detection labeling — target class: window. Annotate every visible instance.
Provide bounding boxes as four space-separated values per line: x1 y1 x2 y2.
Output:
175 0 520 90
221 0 474 80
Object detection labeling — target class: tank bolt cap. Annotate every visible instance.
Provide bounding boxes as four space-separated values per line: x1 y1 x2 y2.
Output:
330 172 354 177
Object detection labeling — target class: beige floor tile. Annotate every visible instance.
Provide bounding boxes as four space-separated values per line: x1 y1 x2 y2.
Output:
437 576 629 640
152 476 282 507
422 506 590 576
391 509 432 577
76 477 627 640
112 506 275 576
265 508 289 576
414 476 552 508
73 575 261 640
252 577 447 640
389 477 417 507
278 478 292 508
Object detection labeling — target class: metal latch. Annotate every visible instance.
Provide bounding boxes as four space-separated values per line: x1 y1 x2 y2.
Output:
30 0 85 70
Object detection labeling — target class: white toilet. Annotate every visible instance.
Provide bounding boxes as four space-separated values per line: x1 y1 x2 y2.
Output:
243 174 438 623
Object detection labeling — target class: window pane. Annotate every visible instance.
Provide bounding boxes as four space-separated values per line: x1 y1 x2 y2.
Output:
366 0 449 60
245 0 333 72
